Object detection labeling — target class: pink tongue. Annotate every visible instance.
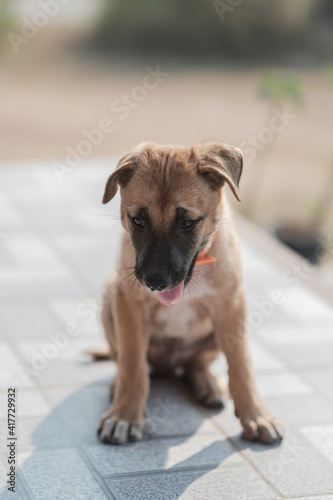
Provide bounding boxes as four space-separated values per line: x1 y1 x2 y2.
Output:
156 282 184 306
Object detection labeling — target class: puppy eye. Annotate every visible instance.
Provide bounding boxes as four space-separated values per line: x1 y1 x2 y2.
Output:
181 219 196 229
132 217 144 228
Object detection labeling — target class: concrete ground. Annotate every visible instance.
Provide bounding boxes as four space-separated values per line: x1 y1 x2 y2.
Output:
1 159 333 499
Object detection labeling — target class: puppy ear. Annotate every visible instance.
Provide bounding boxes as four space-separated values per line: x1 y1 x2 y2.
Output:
195 142 243 201
102 154 137 204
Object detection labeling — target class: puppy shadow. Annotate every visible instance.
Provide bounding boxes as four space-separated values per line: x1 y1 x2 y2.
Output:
1 374 282 500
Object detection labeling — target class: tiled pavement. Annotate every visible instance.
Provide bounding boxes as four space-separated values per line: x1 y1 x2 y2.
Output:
0 159 333 500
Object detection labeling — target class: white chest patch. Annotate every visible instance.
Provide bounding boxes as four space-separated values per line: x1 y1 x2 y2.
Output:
153 276 215 344
156 303 197 340
154 302 213 344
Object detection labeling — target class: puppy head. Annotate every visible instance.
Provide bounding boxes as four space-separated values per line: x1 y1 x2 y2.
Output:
103 141 243 305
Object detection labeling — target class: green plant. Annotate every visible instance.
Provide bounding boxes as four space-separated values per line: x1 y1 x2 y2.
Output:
0 1 15 31
0 1 16 56
258 70 303 107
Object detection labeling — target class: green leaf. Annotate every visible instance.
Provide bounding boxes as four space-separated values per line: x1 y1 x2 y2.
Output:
258 70 303 107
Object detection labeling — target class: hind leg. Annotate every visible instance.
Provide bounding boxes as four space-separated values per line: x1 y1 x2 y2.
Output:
185 349 228 409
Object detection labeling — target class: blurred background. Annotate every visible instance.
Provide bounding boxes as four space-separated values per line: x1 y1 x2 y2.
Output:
1 0 333 283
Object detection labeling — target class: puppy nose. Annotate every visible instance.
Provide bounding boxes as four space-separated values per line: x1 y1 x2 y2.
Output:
144 273 169 292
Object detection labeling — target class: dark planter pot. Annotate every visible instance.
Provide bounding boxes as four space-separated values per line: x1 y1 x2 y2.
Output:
271 223 325 264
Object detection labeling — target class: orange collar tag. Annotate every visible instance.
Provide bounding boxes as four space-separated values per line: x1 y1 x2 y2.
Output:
195 232 217 267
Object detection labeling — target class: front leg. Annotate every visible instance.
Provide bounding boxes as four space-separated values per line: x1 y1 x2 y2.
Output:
98 291 150 444
213 288 283 444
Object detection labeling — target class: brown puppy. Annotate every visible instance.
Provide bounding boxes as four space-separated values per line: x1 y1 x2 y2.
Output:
98 141 283 445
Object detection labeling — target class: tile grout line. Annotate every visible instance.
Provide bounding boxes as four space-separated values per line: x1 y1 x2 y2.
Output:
75 445 118 500
176 381 284 498
253 333 333 407
208 415 284 499
0 185 97 297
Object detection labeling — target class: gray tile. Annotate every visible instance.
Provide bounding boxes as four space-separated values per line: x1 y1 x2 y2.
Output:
235 429 333 497
1 161 112 208
88 433 235 476
31 361 112 388
53 233 120 290
0 266 84 299
19 449 108 500
0 232 85 299
16 415 70 452
0 195 25 231
47 297 105 337
1 232 58 268
241 239 281 276
42 385 112 446
213 392 333 443
300 424 333 465
0 488 24 500
0 343 33 388
0 413 67 465
13 200 94 233
212 400 244 439
0 461 9 493
0 303 62 340
0 492 24 500
0 389 49 419
256 324 333 345
0 459 24 500
0 161 112 205
302 370 333 403
17 339 107 364
294 496 333 500
255 372 312 397
106 456 278 500
144 378 215 438
280 288 333 322
248 340 285 371
15 341 114 387
272 343 333 369
262 394 333 427
246 298 298 329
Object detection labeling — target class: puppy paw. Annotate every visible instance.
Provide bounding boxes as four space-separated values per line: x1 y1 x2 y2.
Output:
98 409 143 445
188 372 227 409
239 407 283 444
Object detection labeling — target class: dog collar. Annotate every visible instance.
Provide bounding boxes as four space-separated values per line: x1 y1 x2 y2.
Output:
195 232 217 267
